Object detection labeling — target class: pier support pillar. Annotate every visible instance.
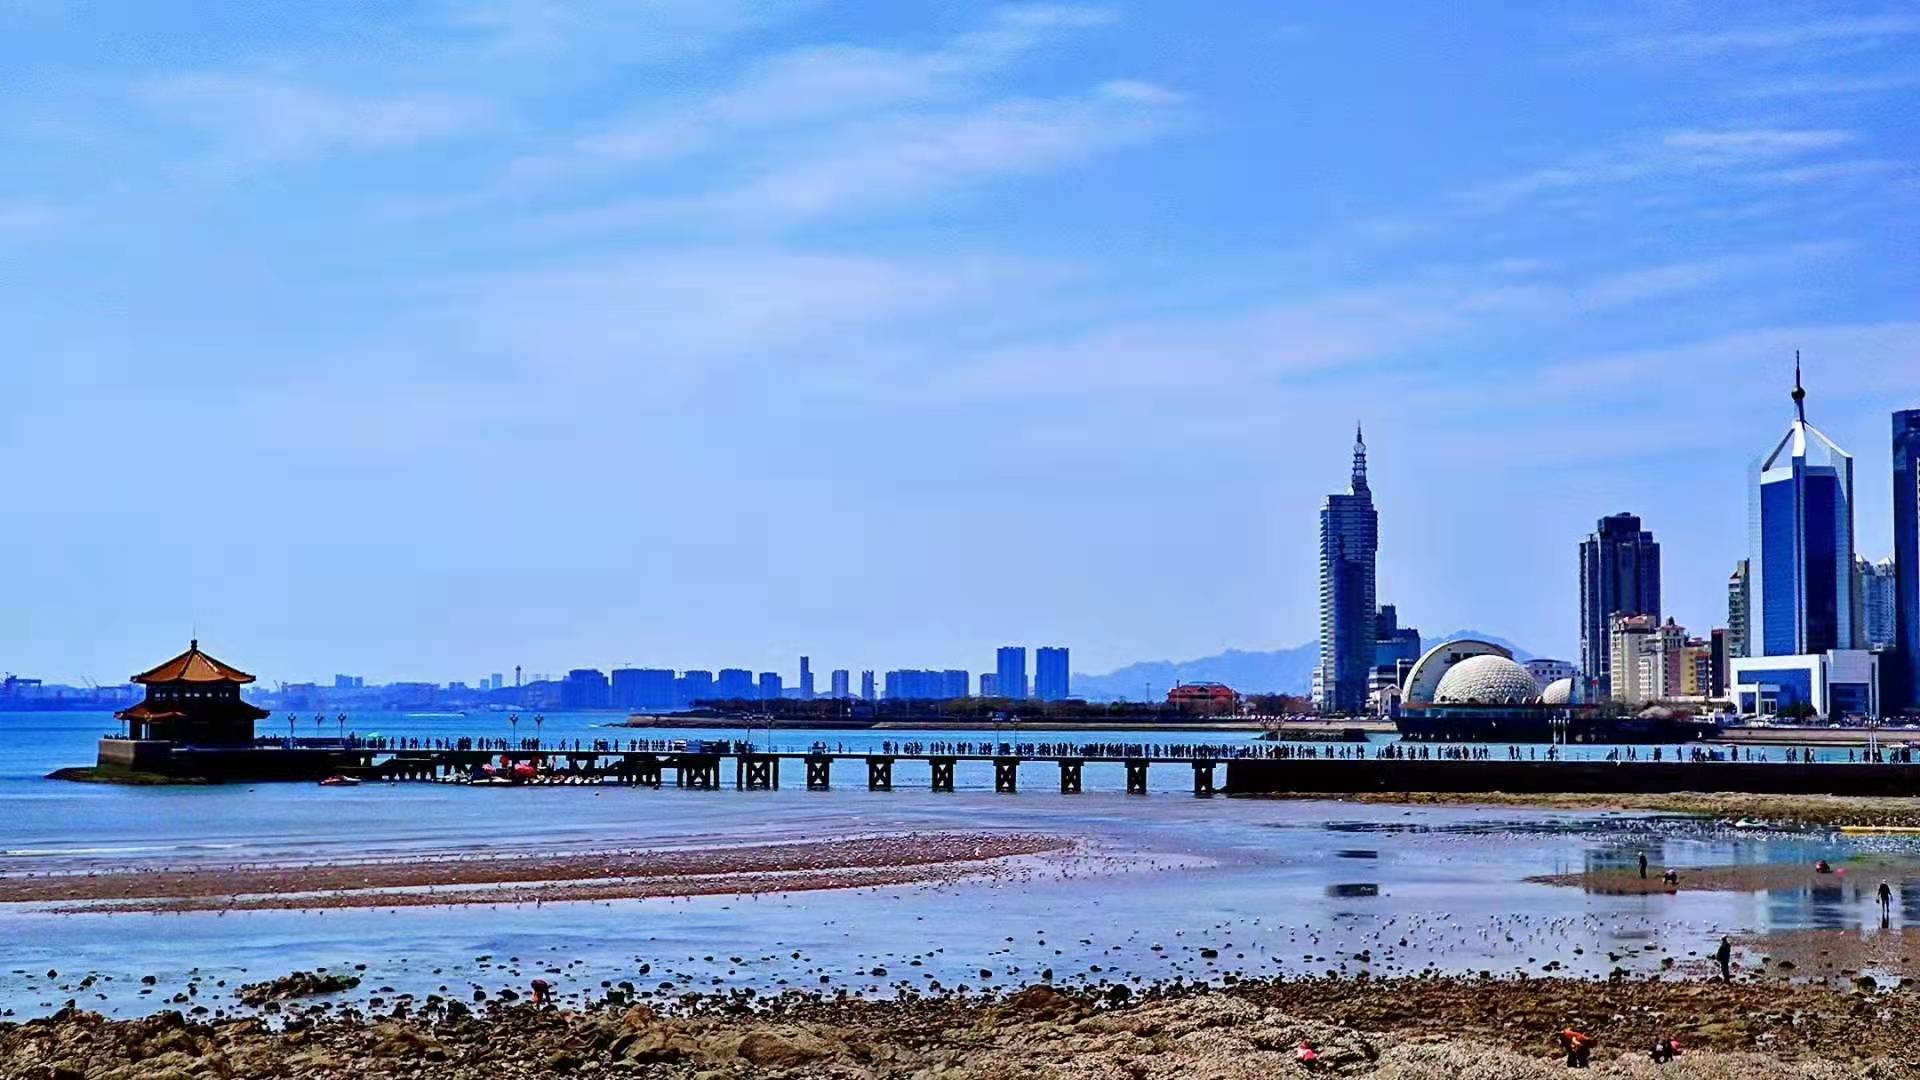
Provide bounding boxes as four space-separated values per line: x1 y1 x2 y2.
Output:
929 756 956 792
866 756 895 792
1126 760 1149 795
634 757 663 788
1058 759 1083 794
805 754 833 791
994 757 1019 794
741 755 777 790
1191 761 1216 798
683 755 721 790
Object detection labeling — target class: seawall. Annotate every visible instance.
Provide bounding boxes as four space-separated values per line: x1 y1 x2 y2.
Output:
1224 758 1920 797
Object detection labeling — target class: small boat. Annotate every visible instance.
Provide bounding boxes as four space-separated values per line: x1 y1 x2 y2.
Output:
318 775 361 787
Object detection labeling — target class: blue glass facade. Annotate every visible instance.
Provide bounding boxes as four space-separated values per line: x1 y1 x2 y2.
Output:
1760 480 1799 656
1804 474 1842 652
1894 410 1920 713
1737 667 1815 711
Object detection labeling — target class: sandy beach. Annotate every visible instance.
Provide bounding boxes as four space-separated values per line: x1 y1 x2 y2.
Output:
0 832 1072 914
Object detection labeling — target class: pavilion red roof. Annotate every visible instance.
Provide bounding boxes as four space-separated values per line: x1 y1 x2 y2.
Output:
131 640 257 685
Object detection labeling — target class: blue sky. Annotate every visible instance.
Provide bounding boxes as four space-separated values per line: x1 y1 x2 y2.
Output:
2 1 1917 686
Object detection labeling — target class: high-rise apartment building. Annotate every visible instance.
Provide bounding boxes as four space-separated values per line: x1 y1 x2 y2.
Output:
799 656 815 701
1895 409 1920 713
1034 647 1070 701
829 669 850 699
611 668 676 710
561 668 610 709
995 646 1028 701
979 672 999 697
942 669 970 699
1749 362 1857 657
1727 560 1750 658
677 670 714 707
859 670 876 701
757 672 782 700
1709 629 1732 699
1679 639 1712 698
1373 605 1422 671
1579 513 1661 700
716 668 755 700
1317 426 1378 713
1609 614 1687 704
884 670 966 700
1857 556 1898 651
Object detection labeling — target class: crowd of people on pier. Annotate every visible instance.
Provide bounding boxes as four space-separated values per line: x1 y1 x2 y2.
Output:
315 732 1920 767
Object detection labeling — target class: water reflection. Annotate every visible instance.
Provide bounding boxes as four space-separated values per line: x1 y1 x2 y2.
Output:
1327 883 1380 898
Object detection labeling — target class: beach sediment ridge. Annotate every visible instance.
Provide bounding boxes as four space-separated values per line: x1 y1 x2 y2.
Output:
0 832 1071 915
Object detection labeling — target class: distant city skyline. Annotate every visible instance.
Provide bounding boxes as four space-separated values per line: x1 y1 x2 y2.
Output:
3 4 1917 685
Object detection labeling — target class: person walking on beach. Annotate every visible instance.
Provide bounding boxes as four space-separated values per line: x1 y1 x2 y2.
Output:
1879 880 1894 928
1638 852 1648 880
1556 1027 1595 1068
1715 936 1732 982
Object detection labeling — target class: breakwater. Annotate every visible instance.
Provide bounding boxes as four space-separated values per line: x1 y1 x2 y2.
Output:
1223 758 1920 797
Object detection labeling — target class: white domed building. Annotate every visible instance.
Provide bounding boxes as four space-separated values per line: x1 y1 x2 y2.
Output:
1434 655 1542 706
1539 678 1577 706
1395 639 1582 741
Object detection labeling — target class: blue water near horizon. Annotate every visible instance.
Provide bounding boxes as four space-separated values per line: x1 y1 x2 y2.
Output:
2 710 1918 1019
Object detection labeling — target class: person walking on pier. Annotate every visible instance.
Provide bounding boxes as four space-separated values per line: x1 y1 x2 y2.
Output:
1638 852 1648 880
1879 880 1894 928
1715 936 1732 982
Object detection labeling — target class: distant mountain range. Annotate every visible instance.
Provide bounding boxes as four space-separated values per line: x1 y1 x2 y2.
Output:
1070 629 1540 702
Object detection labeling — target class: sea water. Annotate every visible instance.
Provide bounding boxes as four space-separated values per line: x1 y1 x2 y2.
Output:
0 711 1913 1018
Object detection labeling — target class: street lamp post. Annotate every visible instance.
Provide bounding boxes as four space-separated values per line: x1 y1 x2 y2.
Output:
535 713 544 748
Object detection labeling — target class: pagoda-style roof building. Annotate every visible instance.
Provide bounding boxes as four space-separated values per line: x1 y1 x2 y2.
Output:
115 639 269 746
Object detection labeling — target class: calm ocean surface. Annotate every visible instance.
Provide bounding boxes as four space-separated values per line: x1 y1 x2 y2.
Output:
1 710 1914 1018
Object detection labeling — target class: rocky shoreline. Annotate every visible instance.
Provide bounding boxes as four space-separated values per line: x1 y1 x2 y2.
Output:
6 975 1920 1078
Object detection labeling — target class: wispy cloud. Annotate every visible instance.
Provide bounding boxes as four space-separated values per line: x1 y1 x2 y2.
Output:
430 247 1069 381
137 72 493 172
442 0 811 58
1730 72 1920 99
528 82 1182 233
449 4 1119 204
1608 14 1920 59
1458 127 1857 212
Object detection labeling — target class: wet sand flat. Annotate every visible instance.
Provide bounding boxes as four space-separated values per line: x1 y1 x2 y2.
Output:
0 832 1071 913
1529 858 1920 895
1259 789 1920 826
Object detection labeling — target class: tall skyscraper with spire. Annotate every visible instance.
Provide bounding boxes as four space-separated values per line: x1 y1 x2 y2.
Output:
1748 355 1858 657
1317 424 1378 714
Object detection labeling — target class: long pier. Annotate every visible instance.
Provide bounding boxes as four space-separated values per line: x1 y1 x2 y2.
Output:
98 735 1920 797
339 746 1227 796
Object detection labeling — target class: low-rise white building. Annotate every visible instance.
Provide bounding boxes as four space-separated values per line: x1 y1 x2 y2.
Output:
1728 650 1880 719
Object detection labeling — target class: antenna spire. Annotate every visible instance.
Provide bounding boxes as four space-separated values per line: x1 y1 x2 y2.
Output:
1351 421 1369 493
1791 349 1807 423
